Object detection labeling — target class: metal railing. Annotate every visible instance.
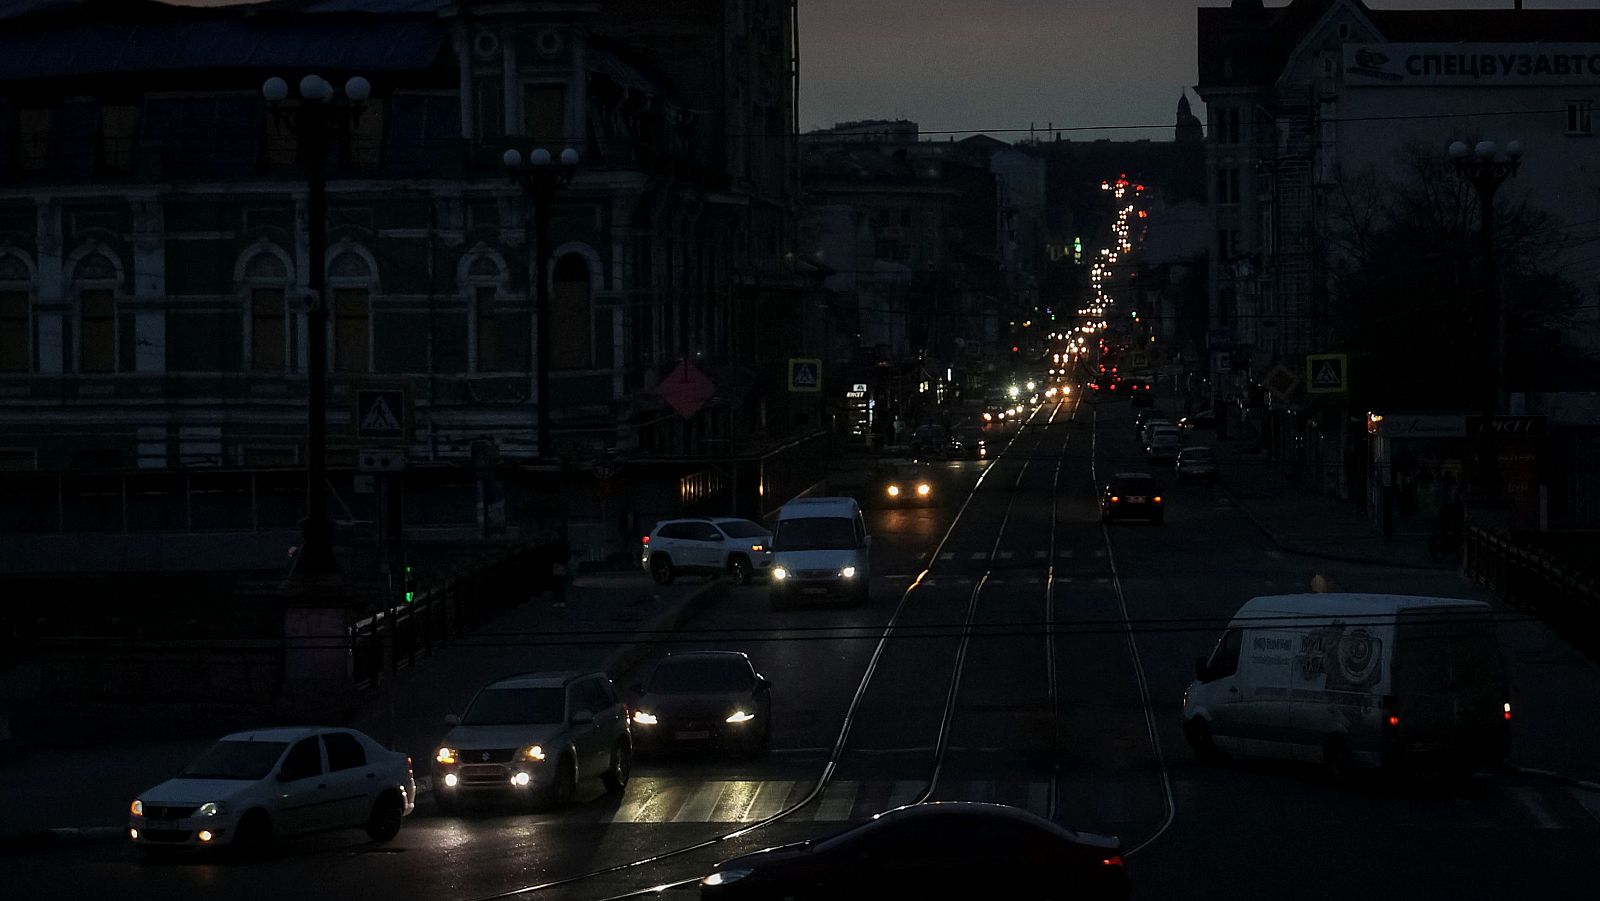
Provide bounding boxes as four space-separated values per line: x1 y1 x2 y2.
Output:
1464 523 1600 660
348 543 548 689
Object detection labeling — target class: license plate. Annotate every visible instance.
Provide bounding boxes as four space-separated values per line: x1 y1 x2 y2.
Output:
145 819 177 830
676 730 710 740
1127 496 1146 503
803 587 828 595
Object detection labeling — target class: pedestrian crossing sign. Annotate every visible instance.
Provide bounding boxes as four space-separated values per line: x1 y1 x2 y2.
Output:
1306 353 1347 394
788 358 822 393
353 383 414 442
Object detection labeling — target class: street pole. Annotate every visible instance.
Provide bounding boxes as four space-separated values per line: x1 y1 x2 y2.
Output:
504 147 578 462
264 74 370 583
1449 139 1522 520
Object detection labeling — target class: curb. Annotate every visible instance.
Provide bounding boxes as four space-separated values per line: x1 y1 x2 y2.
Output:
601 578 730 682
0 825 124 854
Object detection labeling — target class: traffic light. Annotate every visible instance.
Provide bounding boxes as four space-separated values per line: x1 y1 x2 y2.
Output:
403 558 416 603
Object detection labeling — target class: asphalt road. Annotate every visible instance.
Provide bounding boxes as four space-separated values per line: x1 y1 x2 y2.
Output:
5 395 1598 900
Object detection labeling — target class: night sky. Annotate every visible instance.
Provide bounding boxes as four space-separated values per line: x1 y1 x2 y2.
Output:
171 1 1600 140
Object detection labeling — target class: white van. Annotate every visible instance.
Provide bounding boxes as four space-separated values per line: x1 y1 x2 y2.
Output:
1182 593 1511 774
769 497 871 609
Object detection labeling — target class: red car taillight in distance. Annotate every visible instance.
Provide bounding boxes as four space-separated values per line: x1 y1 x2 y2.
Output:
641 535 650 545
1102 855 1125 868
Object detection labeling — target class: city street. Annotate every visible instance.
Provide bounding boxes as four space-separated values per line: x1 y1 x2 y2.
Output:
4 395 1598 900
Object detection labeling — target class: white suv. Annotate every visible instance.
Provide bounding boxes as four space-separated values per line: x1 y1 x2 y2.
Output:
433 671 631 813
642 517 773 586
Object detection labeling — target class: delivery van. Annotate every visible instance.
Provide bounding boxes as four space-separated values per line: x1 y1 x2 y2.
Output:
1182 593 1511 775
769 497 871 609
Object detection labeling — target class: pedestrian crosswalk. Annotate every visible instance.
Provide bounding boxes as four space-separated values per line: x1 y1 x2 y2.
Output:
418 775 1600 831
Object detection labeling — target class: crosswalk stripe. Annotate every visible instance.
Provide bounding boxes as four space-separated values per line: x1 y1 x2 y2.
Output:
745 780 795 821
1509 786 1561 829
998 551 1014 560
672 782 730 823
1026 782 1050 817
1059 549 1074 558
1092 548 1107 558
886 780 921 809
971 551 986 560
711 781 764 822
940 552 955 561
814 780 860 821
1033 550 1048 559
611 781 680 824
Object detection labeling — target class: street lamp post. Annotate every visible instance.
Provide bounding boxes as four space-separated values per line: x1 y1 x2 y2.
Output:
264 73 370 581
503 147 579 461
1449 138 1523 522
1448 138 1523 416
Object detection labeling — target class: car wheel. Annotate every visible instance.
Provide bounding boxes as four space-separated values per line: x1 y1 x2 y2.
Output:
543 755 577 810
1184 717 1222 765
364 791 404 843
649 554 676 586
601 741 631 794
230 809 272 858
729 555 753 587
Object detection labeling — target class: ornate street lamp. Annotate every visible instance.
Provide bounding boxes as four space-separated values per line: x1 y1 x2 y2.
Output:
263 73 370 582
503 146 578 461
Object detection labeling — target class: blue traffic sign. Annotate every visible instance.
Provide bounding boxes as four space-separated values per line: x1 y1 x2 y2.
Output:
788 358 822 393
354 385 413 442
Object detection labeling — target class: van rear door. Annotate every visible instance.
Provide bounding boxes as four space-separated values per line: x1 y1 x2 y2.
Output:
1392 608 1509 761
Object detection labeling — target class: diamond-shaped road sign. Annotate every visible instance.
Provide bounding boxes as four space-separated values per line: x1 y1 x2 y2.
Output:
353 384 414 443
660 361 716 419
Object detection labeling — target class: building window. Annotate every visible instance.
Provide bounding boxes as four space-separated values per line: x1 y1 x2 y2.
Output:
79 288 115 373
251 288 287 372
475 285 497 372
334 288 369 372
18 107 50 172
549 253 592 370
1215 167 1240 204
0 289 28 372
524 84 566 144
1567 101 1592 136
99 103 140 176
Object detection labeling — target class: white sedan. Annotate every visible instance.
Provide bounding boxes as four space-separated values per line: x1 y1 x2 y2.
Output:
130 726 415 853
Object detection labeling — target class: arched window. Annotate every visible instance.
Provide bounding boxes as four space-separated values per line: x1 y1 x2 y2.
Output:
0 250 33 373
550 252 592 370
328 247 375 373
72 248 121 373
463 252 506 373
239 245 294 373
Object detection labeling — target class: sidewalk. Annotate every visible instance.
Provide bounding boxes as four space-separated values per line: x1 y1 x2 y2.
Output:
1165 411 1449 571
0 568 727 849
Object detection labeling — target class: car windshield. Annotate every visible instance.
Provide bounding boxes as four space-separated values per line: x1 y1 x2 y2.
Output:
1183 448 1215 460
775 517 858 551
179 740 288 780
717 520 768 539
649 657 753 693
462 687 566 725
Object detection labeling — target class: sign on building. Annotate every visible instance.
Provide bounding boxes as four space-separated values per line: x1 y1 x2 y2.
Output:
353 383 414 443
1306 353 1348 394
1344 43 1600 87
788 358 822 393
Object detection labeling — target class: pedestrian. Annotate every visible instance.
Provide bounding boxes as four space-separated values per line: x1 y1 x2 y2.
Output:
550 523 572 607
1437 471 1465 545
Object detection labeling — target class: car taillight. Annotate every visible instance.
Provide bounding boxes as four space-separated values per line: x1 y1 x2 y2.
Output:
1387 715 1400 727
1102 855 1124 867
1152 496 1162 503
1110 496 1120 503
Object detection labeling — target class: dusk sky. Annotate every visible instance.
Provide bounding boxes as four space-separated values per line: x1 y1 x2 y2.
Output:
173 1 1600 141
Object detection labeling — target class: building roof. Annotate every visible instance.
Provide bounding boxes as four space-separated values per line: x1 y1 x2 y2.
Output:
1199 0 1600 89
0 0 447 82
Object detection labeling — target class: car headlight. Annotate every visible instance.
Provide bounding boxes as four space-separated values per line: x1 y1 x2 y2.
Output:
750 544 764 552
703 869 754 887
725 710 756 723
916 483 930 496
772 566 788 581
633 710 658 725
520 745 545 762
436 747 458 764
887 484 901 497
840 566 857 579
196 802 226 817
130 800 143 817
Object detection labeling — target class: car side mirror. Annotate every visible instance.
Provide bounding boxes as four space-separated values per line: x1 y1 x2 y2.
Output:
571 709 595 725
1194 656 1210 682
444 713 461 727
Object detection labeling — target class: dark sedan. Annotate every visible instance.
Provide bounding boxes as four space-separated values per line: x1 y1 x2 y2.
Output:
701 802 1129 900
629 651 772 756
1100 472 1164 523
